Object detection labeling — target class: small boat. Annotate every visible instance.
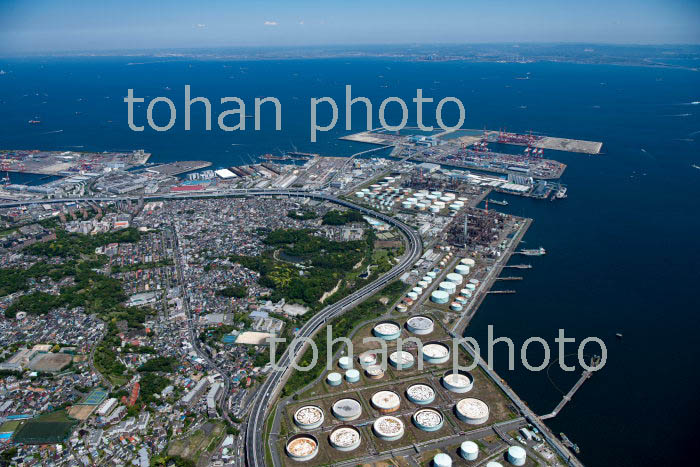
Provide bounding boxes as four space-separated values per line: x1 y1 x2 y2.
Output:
616 333 623 339
28 119 41 124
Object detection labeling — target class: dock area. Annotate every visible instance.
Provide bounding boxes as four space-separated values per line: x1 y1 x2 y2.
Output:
146 160 212 176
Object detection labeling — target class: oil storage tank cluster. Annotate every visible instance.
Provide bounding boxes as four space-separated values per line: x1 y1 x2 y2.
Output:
293 405 325 429
460 441 479 460
406 384 436 405
373 321 402 340
332 398 362 421
422 342 451 364
371 390 401 413
389 350 415 370
372 415 405 441
442 371 474 393
329 425 361 452
285 434 319 461
412 408 444 432
406 315 434 335
455 398 490 425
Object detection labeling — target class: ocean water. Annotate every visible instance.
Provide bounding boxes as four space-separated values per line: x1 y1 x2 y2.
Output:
1 57 699 466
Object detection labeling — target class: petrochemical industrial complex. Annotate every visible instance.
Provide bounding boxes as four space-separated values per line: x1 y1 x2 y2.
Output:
0 126 601 467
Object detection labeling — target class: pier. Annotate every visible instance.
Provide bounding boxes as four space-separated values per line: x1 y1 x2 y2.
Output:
487 290 516 294
541 369 593 420
495 276 523 281
504 264 532 269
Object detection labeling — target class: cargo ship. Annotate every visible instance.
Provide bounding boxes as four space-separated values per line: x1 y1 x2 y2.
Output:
518 247 546 256
28 119 41 124
488 199 509 206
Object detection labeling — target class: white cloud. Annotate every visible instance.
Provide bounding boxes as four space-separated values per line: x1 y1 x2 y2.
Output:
195 23 207 29
263 21 278 27
298 20 304 25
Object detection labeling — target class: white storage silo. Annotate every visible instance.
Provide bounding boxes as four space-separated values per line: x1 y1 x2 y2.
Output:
365 365 385 379
338 356 352 369
460 441 479 460
413 408 444 432
329 425 361 452
389 350 415 370
433 453 452 467
450 302 463 312
358 351 378 367
422 342 450 364
327 372 342 387
406 315 434 335
455 398 489 425
442 371 474 393
406 384 436 405
371 390 401 413
439 281 456 294
446 273 463 284
372 416 404 441
455 264 471 275
431 290 449 304
507 446 527 466
285 434 319 461
293 406 325 429
460 258 476 267
332 398 362 421
373 321 402 340
345 369 360 383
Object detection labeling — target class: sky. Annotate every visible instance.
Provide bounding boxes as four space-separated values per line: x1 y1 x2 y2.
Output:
0 0 699 54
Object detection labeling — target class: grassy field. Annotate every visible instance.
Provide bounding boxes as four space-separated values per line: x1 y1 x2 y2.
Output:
167 421 226 462
12 410 78 444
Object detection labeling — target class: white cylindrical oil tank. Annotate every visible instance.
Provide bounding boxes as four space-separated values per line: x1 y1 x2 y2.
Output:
427 271 437 279
332 398 362 421
338 356 352 369
433 453 453 467
455 398 489 425
486 463 504 467
327 372 342 387
402 201 414 209
373 321 401 340
431 191 443 197
407 291 418 301
371 390 401 413
329 425 361 452
293 406 325 429
345 369 360 383
285 434 319 461
429 206 440 214
418 280 429 289
439 281 456 294
460 288 473 298
412 408 444 432
389 350 415 370
422 342 450 364
448 203 461 211
365 365 385 380
465 283 476 291
439 196 452 203
396 303 408 313
450 302 463 312
460 258 476 267
460 441 479 460
358 351 378 367
431 290 449 304
455 296 468 305
507 446 526 466
406 315 434 335
355 192 365 198
446 273 463 284
372 416 404 441
412 286 423 295
406 384 436 405
442 371 474 393
422 275 433 284
455 264 471 275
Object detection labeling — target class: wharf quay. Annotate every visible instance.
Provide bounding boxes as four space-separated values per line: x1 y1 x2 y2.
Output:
505 264 532 269
541 368 595 420
496 276 523 281
487 289 516 294
145 160 212 176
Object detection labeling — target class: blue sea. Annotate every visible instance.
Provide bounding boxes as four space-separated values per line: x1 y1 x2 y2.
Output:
1 57 699 466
